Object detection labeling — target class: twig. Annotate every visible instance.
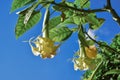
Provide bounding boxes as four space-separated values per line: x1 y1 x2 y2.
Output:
106 0 120 25
53 1 106 13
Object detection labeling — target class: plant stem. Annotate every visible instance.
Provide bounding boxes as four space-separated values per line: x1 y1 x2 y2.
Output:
89 60 103 80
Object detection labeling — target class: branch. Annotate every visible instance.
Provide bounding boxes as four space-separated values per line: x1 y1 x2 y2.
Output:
40 1 106 13
54 1 107 13
85 32 120 54
106 0 120 25
40 1 120 25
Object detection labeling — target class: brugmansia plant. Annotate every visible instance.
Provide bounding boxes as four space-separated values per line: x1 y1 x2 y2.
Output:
10 0 120 80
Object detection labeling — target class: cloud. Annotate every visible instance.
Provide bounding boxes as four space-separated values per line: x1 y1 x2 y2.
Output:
87 29 95 39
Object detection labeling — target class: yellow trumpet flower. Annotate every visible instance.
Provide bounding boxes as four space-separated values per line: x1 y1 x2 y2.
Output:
29 36 59 59
73 45 97 71
85 45 97 59
73 57 89 70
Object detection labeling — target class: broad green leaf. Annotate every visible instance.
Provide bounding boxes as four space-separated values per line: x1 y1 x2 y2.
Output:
104 69 120 76
11 0 36 12
86 40 94 46
15 11 41 39
85 13 105 30
49 27 73 42
85 13 98 25
48 16 61 30
73 16 81 25
65 2 74 7
24 1 41 25
89 18 105 30
74 0 90 8
73 15 87 25
63 10 73 18
58 17 74 27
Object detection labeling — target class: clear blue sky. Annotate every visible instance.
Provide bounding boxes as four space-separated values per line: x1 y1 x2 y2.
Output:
0 0 120 80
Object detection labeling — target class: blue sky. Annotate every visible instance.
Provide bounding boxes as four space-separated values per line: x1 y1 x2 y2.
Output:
0 0 120 80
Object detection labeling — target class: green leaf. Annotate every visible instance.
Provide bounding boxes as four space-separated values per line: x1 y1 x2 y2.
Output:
104 69 120 76
74 0 90 8
24 2 40 25
65 2 74 7
90 18 105 30
48 16 61 30
86 40 95 46
85 13 105 30
63 10 73 18
11 0 36 12
58 17 74 27
73 16 81 25
73 15 87 25
49 27 73 42
15 11 41 39
117 75 120 80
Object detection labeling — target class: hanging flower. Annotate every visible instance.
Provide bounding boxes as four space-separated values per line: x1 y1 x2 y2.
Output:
73 56 97 70
73 57 89 70
73 45 97 71
85 45 97 59
29 36 59 59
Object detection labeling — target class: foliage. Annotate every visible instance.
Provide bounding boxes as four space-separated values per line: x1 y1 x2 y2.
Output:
10 0 120 80
83 34 120 80
11 0 36 12
49 26 73 42
15 11 41 39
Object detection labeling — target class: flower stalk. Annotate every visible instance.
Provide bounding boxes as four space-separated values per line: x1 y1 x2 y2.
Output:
42 8 50 38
